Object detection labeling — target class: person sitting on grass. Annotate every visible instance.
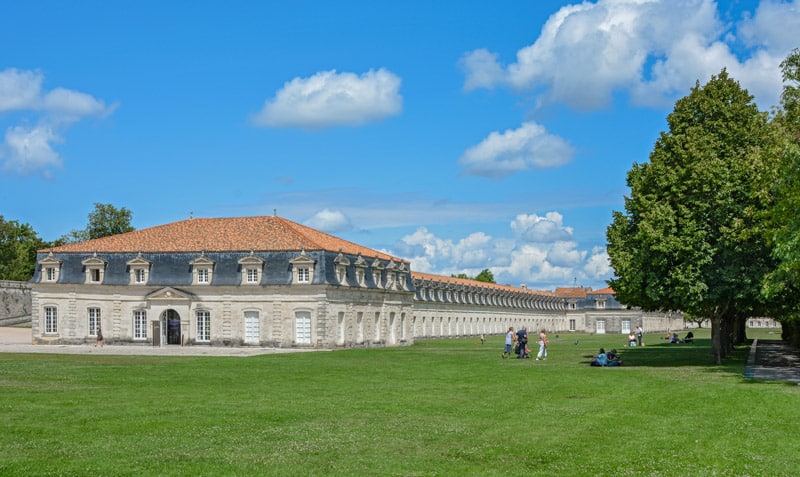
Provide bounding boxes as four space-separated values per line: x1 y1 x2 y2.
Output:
669 333 682 344
684 331 694 344
590 348 608 367
607 349 622 366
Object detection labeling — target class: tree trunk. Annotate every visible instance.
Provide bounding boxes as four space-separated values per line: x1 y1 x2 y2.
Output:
710 314 723 364
732 314 748 345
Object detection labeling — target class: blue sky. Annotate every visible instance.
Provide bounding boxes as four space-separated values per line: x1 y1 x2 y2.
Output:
1 0 798 290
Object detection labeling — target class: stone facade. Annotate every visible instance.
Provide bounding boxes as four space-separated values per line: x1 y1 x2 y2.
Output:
0 280 32 326
26 216 685 349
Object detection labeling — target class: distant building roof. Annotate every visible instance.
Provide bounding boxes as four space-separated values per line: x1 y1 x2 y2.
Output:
554 286 592 299
587 287 615 295
412 271 555 296
44 215 405 262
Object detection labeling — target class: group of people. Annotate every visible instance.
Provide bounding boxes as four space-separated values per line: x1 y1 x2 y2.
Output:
590 347 622 366
626 325 644 347
666 331 694 344
502 326 548 360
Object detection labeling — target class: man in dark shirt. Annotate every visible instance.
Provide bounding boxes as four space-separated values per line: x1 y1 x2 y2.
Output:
516 327 528 359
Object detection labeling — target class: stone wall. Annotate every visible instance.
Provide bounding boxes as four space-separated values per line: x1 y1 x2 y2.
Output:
0 280 32 325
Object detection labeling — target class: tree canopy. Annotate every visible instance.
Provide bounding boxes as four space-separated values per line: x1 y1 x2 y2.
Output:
58 203 135 244
0 216 47 281
606 69 776 363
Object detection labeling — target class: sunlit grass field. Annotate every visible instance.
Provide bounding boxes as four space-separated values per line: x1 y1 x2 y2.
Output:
1 327 797 476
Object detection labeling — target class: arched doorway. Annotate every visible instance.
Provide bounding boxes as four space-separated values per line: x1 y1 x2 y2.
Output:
161 309 182 345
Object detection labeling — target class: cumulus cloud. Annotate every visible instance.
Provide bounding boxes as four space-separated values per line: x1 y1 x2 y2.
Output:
459 122 574 178
304 209 354 234
511 212 573 243
0 68 115 176
461 0 797 110
2 124 62 177
252 68 402 129
393 211 610 289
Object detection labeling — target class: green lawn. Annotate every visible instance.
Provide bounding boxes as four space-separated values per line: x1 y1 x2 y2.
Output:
1 328 797 476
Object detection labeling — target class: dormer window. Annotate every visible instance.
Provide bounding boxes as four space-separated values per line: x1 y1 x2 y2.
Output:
238 252 264 286
371 257 384 288
127 253 152 285
354 253 368 287
38 252 62 283
334 251 350 285
385 261 397 289
190 252 215 285
396 262 408 291
595 299 606 309
82 253 107 285
289 250 316 285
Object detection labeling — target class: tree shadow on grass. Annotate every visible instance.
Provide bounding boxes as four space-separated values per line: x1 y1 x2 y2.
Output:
607 339 749 374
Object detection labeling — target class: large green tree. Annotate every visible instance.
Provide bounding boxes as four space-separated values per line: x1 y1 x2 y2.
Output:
763 49 800 345
0 216 47 281
607 69 776 364
59 203 135 244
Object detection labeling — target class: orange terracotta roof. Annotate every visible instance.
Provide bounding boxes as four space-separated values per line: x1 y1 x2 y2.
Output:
587 287 615 295
411 271 555 296
44 215 405 262
553 286 592 299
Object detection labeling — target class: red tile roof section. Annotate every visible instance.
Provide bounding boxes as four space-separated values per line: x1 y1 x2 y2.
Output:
587 287 615 295
411 271 555 296
553 286 592 298
45 215 405 262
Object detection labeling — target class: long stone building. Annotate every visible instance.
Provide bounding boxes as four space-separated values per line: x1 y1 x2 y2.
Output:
29 215 679 349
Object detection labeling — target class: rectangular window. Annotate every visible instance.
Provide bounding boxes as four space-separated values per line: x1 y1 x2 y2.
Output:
247 268 258 283
198 268 209 284
46 267 56 281
196 310 210 342
596 300 606 309
91 269 101 282
45 307 58 334
298 267 310 283
569 319 576 331
134 310 148 339
134 268 146 283
88 308 101 336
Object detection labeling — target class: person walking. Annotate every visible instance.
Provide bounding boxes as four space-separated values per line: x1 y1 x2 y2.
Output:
95 327 104 347
516 327 528 359
636 324 643 347
502 327 515 359
536 328 548 360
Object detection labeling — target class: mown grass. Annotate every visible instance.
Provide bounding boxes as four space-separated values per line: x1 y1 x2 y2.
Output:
0 328 797 476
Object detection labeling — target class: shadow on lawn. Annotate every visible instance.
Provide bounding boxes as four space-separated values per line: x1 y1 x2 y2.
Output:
610 339 749 373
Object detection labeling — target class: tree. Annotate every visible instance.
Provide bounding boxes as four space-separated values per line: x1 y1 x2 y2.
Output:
474 268 495 284
763 49 800 346
86 203 134 239
607 70 776 364
59 203 135 244
0 216 47 281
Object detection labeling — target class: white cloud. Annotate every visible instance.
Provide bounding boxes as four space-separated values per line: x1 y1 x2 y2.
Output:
0 68 42 111
42 87 114 119
0 68 115 176
511 212 573 243
252 68 402 129
584 247 612 279
462 0 796 110
393 211 610 289
304 209 353 233
1 124 62 176
459 121 574 178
